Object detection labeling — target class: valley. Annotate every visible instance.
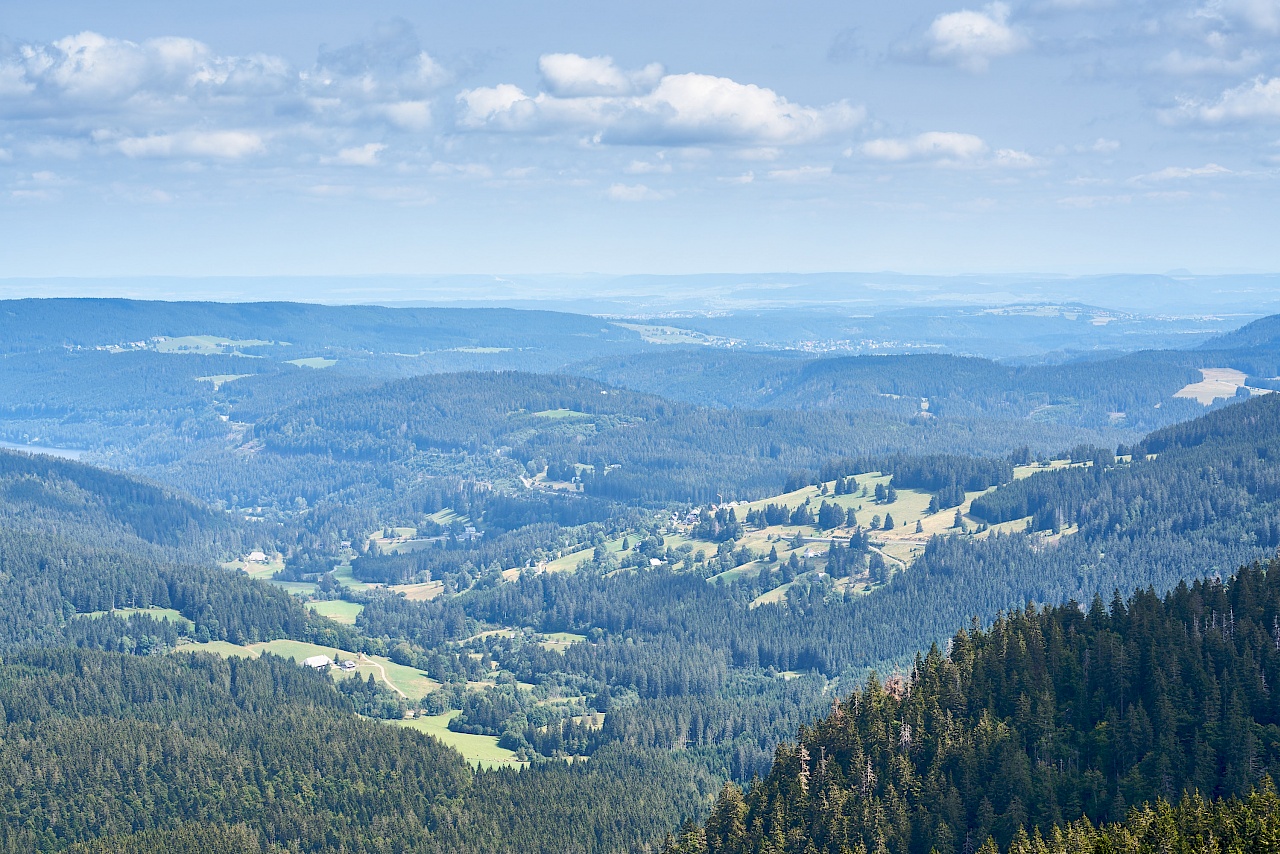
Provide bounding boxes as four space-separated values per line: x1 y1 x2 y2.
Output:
1 298 1279 852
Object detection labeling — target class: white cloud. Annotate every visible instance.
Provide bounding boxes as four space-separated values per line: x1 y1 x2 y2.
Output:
607 182 666 201
625 158 672 174
539 54 662 97
1209 0 1280 33
860 132 1039 168
1131 163 1231 182
116 130 265 159
1179 76 1280 122
428 162 494 179
994 148 1041 168
1155 49 1261 75
326 143 385 166
0 25 447 166
380 100 432 131
1058 194 1131 208
458 55 863 146
926 3 1029 72
767 165 833 181
862 131 988 162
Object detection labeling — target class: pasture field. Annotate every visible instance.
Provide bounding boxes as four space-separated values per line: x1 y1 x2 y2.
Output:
531 408 590 419
195 374 250 390
392 713 526 769
84 606 192 628
155 335 272 355
611 322 731 346
286 357 337 369
179 639 439 700
538 631 587 652
309 600 364 624
331 563 374 592
1174 367 1273 405
387 580 444 600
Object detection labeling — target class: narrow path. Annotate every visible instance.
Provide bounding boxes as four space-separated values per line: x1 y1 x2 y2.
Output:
869 545 907 569
358 653 407 698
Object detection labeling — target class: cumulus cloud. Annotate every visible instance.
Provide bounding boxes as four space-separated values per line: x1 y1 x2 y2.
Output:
115 130 265 159
860 132 1039 168
862 131 989 162
539 54 663 97
1177 76 1280 122
0 23 447 165
926 3 1029 72
458 54 863 145
325 143 386 166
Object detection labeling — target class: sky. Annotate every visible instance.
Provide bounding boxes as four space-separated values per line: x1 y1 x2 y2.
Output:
1 0 1279 280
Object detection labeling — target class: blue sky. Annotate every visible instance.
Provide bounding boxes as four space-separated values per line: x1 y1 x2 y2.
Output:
1 0 1278 278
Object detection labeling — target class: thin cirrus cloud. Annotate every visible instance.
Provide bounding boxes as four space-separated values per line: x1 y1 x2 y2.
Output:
925 2 1029 72
1130 163 1232 182
458 54 864 146
607 182 667 201
0 23 446 160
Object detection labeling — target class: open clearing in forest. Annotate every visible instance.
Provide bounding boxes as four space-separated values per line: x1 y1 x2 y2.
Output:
179 639 439 700
1175 367 1272 405
538 631 587 652
83 606 192 628
286 357 337 369
154 335 273 355
392 713 526 769
612 321 732 346
309 600 364 624
531 408 590 419
388 580 445 600
196 374 251 390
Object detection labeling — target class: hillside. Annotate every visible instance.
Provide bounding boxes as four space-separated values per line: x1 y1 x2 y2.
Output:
0 448 317 649
0 649 708 853
679 561 1280 854
1200 311 1280 349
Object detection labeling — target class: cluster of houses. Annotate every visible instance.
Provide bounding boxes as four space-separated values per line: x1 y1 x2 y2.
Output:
302 655 358 672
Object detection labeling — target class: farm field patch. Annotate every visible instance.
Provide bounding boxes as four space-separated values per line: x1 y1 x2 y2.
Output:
392 713 526 769
1175 367 1272 405
309 600 364 624
154 335 273 355
179 639 439 700
83 606 192 628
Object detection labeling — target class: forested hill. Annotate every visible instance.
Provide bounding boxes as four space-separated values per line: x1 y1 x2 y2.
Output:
246 370 1119 505
1199 311 1280 349
677 561 1280 854
0 448 243 560
0 649 709 853
0 448 317 650
574 346 1280 433
0 298 642 355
